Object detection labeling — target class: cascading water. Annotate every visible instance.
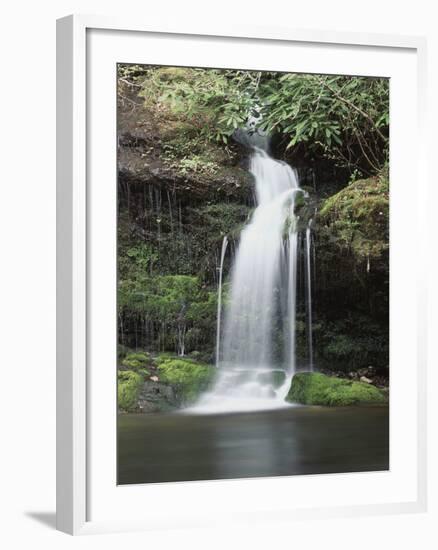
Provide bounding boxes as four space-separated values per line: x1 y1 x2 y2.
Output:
222 149 300 369
190 146 302 413
305 220 314 371
215 235 228 368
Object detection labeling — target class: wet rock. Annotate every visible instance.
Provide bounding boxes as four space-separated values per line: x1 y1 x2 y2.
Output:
137 380 179 413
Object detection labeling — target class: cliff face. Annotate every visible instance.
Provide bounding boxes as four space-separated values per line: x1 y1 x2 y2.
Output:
117 74 254 357
312 171 389 371
117 67 389 375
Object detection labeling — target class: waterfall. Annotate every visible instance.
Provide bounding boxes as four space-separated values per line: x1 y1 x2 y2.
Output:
189 146 302 413
221 148 300 369
288 228 298 374
305 221 314 370
215 235 228 368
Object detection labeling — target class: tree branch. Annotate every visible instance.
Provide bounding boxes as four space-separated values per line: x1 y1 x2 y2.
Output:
318 77 388 143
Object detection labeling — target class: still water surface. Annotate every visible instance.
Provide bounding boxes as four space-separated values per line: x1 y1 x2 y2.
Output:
118 406 389 485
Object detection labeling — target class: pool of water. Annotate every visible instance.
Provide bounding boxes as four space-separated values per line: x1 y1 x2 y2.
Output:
117 405 389 485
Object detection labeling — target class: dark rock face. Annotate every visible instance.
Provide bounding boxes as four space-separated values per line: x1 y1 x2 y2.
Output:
117 74 255 354
118 145 253 202
117 79 253 205
137 381 179 413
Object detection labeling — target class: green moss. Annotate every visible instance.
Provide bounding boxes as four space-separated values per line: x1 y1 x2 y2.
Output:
153 353 178 367
118 370 144 411
157 357 216 404
318 170 389 262
286 372 386 406
121 352 150 371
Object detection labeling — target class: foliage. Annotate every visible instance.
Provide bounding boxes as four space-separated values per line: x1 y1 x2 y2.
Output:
118 242 158 297
118 370 144 411
157 356 216 404
153 352 176 366
129 66 388 176
286 372 386 406
258 74 389 174
311 311 388 371
138 67 259 144
321 316 386 366
116 64 390 387
121 352 151 372
119 271 217 354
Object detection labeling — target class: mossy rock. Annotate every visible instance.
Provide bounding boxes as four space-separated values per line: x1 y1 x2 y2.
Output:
318 170 389 263
257 370 287 389
118 370 144 412
121 352 150 371
157 357 216 405
286 372 387 406
137 380 179 413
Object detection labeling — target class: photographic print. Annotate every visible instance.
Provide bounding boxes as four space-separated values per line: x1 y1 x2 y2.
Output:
117 64 389 485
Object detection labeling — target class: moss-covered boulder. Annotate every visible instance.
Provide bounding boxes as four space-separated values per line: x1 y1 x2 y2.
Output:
118 370 144 412
318 170 389 264
286 372 387 406
137 380 178 413
156 356 216 405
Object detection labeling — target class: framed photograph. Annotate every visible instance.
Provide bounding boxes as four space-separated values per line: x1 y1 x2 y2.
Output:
57 15 427 535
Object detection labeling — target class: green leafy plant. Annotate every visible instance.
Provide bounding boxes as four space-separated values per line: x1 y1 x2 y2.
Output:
132 66 388 176
258 74 389 175
118 370 144 411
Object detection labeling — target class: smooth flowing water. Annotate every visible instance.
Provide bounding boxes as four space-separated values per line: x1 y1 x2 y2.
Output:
118 406 389 484
215 235 228 368
305 221 314 370
193 147 301 413
222 149 300 369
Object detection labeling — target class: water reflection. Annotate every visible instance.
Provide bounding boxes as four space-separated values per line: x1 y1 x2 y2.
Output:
117 406 389 485
211 412 298 480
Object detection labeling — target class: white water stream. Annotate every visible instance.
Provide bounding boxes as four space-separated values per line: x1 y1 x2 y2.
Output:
215 236 228 368
190 147 302 413
305 221 314 370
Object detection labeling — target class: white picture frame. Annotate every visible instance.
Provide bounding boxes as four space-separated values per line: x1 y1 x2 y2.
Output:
56 14 428 535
